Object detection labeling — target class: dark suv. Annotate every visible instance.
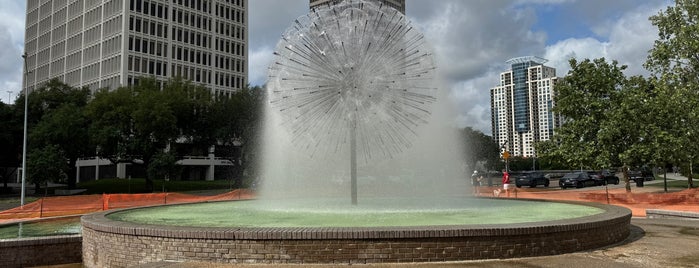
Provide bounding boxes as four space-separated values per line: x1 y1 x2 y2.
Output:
629 170 654 182
559 172 597 189
515 171 549 188
589 170 620 185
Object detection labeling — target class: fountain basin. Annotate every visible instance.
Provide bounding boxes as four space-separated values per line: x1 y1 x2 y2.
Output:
0 216 82 267
81 198 631 266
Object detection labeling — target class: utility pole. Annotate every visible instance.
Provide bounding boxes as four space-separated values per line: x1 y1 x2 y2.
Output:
20 53 29 206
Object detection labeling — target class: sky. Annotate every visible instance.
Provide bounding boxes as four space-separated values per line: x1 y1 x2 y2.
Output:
0 0 672 135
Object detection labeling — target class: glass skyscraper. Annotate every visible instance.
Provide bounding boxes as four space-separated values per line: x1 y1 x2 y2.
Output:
490 56 561 157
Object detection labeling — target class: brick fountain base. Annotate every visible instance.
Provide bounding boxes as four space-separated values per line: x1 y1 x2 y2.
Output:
81 199 631 267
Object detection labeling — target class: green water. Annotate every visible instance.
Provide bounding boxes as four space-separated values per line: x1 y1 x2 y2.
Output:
0 217 81 239
108 198 604 228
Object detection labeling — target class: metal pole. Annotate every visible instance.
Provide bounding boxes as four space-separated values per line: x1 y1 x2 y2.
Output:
350 113 357 206
6 91 12 102
20 53 29 206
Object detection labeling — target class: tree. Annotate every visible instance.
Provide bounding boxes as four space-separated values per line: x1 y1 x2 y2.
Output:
645 0 699 188
12 79 91 189
147 151 180 182
87 78 179 191
534 140 568 170
211 86 265 187
30 103 91 188
550 58 628 170
0 101 19 191
461 127 500 172
27 144 68 195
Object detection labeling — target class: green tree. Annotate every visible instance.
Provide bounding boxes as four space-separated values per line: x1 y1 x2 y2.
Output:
30 103 91 188
87 78 179 191
147 151 180 182
12 79 91 189
0 101 20 191
211 86 265 187
27 144 68 195
645 0 699 188
550 58 628 170
534 140 568 170
461 127 500 172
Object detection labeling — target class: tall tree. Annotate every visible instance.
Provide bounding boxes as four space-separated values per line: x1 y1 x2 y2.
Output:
87 78 179 191
551 58 628 170
0 101 19 191
27 144 68 195
461 127 500 172
30 103 91 188
645 0 699 188
14 79 91 188
212 86 265 186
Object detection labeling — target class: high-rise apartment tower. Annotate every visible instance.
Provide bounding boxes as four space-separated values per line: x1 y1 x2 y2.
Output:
23 0 247 96
310 0 405 14
490 56 561 158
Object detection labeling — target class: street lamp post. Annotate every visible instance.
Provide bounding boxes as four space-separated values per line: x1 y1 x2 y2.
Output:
20 53 29 206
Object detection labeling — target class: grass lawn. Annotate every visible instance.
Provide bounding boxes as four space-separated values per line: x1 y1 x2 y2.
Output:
647 178 697 189
73 178 236 194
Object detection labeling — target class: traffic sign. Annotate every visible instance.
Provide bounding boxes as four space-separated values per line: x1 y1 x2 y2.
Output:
502 151 510 160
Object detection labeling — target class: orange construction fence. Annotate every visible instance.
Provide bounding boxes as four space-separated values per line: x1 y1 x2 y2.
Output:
0 189 254 222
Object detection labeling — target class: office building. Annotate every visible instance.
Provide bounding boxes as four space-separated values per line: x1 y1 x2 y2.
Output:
490 56 561 158
23 0 247 96
310 0 405 14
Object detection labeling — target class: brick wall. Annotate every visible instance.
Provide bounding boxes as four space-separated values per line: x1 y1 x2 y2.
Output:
81 202 631 267
0 235 82 267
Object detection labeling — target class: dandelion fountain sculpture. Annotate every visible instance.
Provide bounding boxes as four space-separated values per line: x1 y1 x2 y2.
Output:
81 1 631 266
267 0 436 204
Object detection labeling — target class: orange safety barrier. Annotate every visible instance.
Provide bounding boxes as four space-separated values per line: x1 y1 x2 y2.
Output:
0 189 255 222
477 186 699 217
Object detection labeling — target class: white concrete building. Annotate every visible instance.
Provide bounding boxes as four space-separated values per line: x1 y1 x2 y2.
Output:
23 0 247 96
490 56 561 158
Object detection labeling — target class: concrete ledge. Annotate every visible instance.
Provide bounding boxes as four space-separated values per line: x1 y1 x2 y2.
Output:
646 209 699 220
82 199 632 267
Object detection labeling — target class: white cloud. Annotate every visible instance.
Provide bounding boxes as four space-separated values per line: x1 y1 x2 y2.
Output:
248 46 275 87
544 2 663 77
0 0 27 104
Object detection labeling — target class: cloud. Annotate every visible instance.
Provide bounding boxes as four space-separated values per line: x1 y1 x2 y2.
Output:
248 46 274 87
0 0 27 104
247 0 307 86
544 2 664 77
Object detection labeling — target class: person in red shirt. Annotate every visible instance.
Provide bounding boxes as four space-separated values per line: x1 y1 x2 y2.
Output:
502 169 510 197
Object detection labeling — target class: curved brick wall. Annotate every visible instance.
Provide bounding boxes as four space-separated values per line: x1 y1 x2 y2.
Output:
81 200 631 267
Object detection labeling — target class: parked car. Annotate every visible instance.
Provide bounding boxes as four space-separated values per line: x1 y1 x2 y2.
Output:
629 170 654 182
588 170 620 185
559 172 597 189
515 171 549 188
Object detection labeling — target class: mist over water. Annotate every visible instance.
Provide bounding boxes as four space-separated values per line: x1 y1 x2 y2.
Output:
258 0 467 208
258 79 467 208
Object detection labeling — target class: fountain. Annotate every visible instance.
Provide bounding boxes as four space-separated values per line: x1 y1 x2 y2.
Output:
81 1 631 266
